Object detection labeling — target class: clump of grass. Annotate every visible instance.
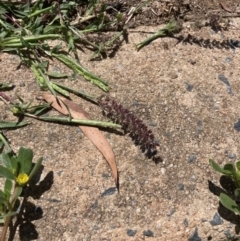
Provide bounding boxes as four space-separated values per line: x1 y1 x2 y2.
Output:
98 95 161 163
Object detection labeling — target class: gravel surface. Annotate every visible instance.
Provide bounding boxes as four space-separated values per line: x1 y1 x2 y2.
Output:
1 11 240 241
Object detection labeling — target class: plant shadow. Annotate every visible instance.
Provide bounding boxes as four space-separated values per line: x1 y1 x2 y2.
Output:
7 169 54 241
208 176 240 234
175 34 237 50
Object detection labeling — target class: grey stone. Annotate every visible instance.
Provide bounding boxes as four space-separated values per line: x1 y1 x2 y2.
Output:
127 229 137 237
101 187 116 197
143 230 154 237
210 213 223 226
188 228 201 241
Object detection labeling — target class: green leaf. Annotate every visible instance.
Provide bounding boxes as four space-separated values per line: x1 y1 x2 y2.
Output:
11 186 22 204
0 196 8 205
17 147 33 174
0 166 16 180
0 121 28 129
236 161 240 172
220 193 240 214
10 157 18 176
4 179 12 201
0 190 5 199
0 152 12 167
0 211 17 219
223 163 236 174
46 71 69 78
28 103 51 116
28 157 43 181
1 152 18 175
209 159 232 175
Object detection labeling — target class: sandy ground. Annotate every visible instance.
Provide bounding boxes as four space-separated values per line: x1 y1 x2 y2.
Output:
1 15 240 241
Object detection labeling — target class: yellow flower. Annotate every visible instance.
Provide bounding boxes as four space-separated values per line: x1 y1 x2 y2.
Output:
16 173 29 186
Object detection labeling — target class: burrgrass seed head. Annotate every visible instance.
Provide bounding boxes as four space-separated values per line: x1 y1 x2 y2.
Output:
98 95 162 163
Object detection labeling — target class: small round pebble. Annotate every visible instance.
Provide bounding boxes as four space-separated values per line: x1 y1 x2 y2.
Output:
143 230 154 237
127 229 137 237
188 154 196 163
178 183 184 190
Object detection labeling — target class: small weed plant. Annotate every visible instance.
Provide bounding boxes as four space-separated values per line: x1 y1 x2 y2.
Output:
0 133 42 241
210 159 240 214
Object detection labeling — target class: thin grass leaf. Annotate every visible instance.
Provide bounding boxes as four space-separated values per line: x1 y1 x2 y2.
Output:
32 115 121 129
136 20 182 51
52 53 109 91
46 72 69 79
51 81 97 103
0 121 28 129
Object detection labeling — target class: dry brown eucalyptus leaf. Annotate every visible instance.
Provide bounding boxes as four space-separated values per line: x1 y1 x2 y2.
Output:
42 93 118 188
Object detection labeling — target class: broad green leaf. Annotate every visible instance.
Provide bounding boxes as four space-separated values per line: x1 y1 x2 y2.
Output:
0 152 18 175
220 193 240 214
0 190 5 198
17 147 33 174
0 196 8 205
0 166 16 180
28 157 43 181
10 157 18 176
4 179 12 201
209 159 232 175
236 161 240 172
0 121 28 129
0 152 12 167
223 163 236 174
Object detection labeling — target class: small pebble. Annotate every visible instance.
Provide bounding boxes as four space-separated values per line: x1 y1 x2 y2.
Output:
143 230 154 237
218 74 233 94
188 154 196 163
218 74 230 86
229 39 240 48
127 229 137 237
234 119 240 131
183 218 188 227
93 225 99 230
185 82 193 92
167 209 176 216
178 183 184 190
228 153 236 160
224 229 234 239
188 227 202 241
209 213 223 226
132 100 139 106
149 121 157 127
224 57 232 63
91 201 98 209
101 187 116 197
